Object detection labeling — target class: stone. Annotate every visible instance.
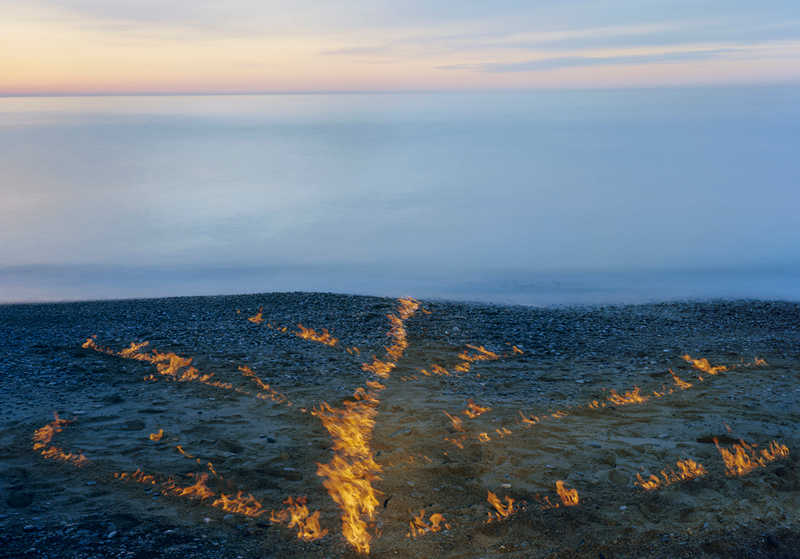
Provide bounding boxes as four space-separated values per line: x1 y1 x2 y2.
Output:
6 492 34 509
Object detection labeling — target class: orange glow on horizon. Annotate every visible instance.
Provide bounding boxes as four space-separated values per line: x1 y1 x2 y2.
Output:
2 3 798 96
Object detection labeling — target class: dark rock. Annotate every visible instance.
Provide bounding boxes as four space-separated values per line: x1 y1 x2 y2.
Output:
765 533 780 550
6 492 34 508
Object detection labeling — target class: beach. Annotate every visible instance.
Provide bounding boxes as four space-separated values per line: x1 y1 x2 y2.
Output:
0 292 798 558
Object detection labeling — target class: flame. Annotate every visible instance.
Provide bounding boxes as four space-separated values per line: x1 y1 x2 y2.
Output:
715 438 790 476
486 491 515 523
555 480 579 506
463 398 491 419
408 510 450 537
175 445 195 459
271 496 329 541
248 307 264 324
682 354 728 376
444 412 464 431
458 345 500 363
634 459 707 490
670 370 692 390
606 386 650 406
313 297 420 554
212 491 267 517
32 413 89 467
149 429 164 441
239 365 292 406
170 473 215 500
295 324 339 347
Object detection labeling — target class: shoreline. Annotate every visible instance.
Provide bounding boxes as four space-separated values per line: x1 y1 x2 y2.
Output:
1 293 798 558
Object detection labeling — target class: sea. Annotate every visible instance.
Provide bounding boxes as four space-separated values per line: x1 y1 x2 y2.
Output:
1 87 798 307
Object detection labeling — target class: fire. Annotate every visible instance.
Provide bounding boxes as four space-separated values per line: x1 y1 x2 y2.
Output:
32 413 89 467
408 510 450 537
280 496 329 541
670 370 692 390
212 491 267 517
239 365 292 406
296 324 339 347
463 398 491 419
555 480 579 506
313 297 420 554
486 491 516 522
715 438 790 476
248 307 264 324
115 468 157 485
171 473 215 501
634 459 707 490
606 386 650 406
149 429 164 441
682 354 728 376
444 412 464 431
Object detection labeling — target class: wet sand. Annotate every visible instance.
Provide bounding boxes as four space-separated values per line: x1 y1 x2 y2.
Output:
0 293 798 558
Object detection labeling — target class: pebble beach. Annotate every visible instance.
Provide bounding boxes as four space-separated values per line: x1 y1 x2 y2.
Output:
1 292 798 558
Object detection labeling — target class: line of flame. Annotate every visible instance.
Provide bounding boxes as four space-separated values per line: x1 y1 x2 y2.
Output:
32 413 89 467
715 438 789 476
313 297 420 554
634 458 707 490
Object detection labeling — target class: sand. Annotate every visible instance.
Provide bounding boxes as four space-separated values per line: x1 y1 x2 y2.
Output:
0 293 798 558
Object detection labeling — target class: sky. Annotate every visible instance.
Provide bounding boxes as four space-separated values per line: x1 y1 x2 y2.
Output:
1 0 799 94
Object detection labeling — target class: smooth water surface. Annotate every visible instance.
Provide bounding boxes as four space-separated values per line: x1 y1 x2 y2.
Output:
1 88 798 305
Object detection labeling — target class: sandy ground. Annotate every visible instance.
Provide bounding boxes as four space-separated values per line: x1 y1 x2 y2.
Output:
0 295 798 559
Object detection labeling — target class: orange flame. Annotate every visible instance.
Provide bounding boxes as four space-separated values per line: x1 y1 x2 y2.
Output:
248 307 264 324
170 473 215 501
555 480 579 506
444 412 464 431
670 370 692 390
682 354 728 376
715 438 789 476
149 429 164 441
314 297 420 554
463 398 491 419
271 496 330 541
606 386 650 406
634 458 707 490
408 510 450 537
486 491 515 522
32 413 89 467
212 491 267 517
295 324 339 347
239 365 292 406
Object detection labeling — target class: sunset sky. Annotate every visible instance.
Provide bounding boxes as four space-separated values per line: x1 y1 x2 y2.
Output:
2 0 799 95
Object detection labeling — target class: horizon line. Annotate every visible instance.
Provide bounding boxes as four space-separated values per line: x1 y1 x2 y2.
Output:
1 80 798 99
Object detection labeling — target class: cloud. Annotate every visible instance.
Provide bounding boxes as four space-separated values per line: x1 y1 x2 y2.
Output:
439 47 739 73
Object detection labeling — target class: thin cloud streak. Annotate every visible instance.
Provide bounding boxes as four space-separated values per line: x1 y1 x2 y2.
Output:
439 47 743 73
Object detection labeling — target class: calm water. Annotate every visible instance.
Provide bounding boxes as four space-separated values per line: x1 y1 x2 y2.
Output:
1 88 798 305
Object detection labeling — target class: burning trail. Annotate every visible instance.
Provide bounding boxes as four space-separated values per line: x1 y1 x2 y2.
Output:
634 459 707 490
313 297 420 554
715 438 789 476
32 413 89 467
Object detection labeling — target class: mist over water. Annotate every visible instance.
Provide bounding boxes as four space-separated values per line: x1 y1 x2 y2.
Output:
1 88 798 306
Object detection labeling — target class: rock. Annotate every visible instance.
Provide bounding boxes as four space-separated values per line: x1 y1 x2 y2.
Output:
121 419 145 431
6 492 34 508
